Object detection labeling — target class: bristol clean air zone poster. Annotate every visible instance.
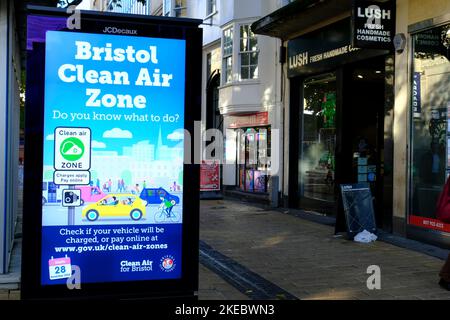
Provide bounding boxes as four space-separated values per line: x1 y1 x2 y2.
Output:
41 30 186 285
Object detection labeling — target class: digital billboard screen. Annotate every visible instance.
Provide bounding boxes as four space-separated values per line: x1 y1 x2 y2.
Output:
22 7 201 299
42 30 186 284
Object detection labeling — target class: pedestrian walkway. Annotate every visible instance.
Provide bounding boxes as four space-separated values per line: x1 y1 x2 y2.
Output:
0 262 246 300
199 199 450 300
2 196 450 300
198 264 249 300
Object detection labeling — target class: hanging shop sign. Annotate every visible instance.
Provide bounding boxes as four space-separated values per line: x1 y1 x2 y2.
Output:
287 18 388 77
412 72 422 118
22 6 202 300
351 0 396 50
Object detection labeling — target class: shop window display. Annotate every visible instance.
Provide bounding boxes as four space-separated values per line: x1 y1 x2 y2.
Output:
410 24 450 233
237 127 271 193
301 73 337 203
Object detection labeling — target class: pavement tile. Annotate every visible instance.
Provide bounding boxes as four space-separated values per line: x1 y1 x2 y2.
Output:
200 199 450 300
198 264 249 300
8 290 20 300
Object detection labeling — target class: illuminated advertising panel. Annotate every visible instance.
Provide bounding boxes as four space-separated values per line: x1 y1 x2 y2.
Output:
41 30 186 284
22 7 201 299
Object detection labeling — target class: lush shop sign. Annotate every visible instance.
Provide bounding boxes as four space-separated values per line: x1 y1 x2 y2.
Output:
22 7 201 300
287 18 387 77
351 0 396 50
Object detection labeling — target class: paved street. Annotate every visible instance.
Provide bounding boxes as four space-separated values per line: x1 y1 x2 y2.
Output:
2 197 450 300
199 264 249 300
199 199 450 300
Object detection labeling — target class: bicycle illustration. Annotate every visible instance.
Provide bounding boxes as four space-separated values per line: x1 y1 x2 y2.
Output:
154 198 180 223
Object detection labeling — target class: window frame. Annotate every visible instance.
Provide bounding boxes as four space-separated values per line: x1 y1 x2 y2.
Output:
222 26 234 84
163 0 172 16
174 0 187 17
206 0 217 16
238 24 259 81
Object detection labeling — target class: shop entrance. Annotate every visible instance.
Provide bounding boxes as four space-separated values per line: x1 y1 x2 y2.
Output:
294 55 391 229
338 56 387 228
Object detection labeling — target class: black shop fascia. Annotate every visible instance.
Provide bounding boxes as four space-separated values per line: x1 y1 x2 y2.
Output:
252 0 396 231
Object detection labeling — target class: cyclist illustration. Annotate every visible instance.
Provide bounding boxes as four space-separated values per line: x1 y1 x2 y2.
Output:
159 196 176 217
154 196 180 223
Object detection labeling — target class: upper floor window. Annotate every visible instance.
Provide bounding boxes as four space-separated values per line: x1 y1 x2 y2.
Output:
174 0 187 17
282 0 296 6
163 0 171 16
206 0 217 16
239 25 259 80
223 27 233 84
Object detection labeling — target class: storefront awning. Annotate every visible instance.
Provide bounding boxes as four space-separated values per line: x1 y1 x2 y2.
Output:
251 0 352 40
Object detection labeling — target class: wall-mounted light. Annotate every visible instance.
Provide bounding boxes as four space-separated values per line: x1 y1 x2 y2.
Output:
393 33 407 54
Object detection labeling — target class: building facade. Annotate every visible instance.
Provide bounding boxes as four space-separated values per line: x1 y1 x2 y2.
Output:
252 0 450 248
94 0 284 199
153 0 283 199
0 0 23 273
90 0 151 14
394 0 450 247
216 1 282 198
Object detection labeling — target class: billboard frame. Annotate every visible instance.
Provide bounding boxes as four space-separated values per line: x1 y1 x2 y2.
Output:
21 5 202 300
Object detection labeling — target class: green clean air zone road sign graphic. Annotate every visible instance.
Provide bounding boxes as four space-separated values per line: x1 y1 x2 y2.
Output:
60 137 85 161
54 127 91 171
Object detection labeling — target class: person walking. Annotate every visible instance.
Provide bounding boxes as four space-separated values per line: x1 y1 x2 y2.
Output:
134 183 140 195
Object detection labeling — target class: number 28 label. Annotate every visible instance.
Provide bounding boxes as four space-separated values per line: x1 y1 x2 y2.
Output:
49 256 72 280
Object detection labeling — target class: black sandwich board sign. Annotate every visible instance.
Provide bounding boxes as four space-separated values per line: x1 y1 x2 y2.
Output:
335 183 377 239
351 0 396 50
22 6 202 300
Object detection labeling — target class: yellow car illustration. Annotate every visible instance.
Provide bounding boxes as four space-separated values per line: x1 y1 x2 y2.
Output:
82 194 146 221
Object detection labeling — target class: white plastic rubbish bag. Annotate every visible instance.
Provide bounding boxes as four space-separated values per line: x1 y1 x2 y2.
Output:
354 230 377 243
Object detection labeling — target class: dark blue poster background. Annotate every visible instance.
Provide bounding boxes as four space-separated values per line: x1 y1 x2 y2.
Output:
41 224 182 285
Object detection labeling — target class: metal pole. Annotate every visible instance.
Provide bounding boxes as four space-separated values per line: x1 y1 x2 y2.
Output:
68 185 75 226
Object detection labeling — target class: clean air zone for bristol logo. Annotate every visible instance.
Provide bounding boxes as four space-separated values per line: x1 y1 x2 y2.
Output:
160 255 176 272
54 127 91 170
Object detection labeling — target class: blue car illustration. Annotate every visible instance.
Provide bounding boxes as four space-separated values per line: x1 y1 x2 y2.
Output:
139 188 180 206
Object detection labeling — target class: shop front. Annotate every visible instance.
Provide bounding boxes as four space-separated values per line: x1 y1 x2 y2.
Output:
285 17 395 231
228 112 271 194
406 15 450 247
